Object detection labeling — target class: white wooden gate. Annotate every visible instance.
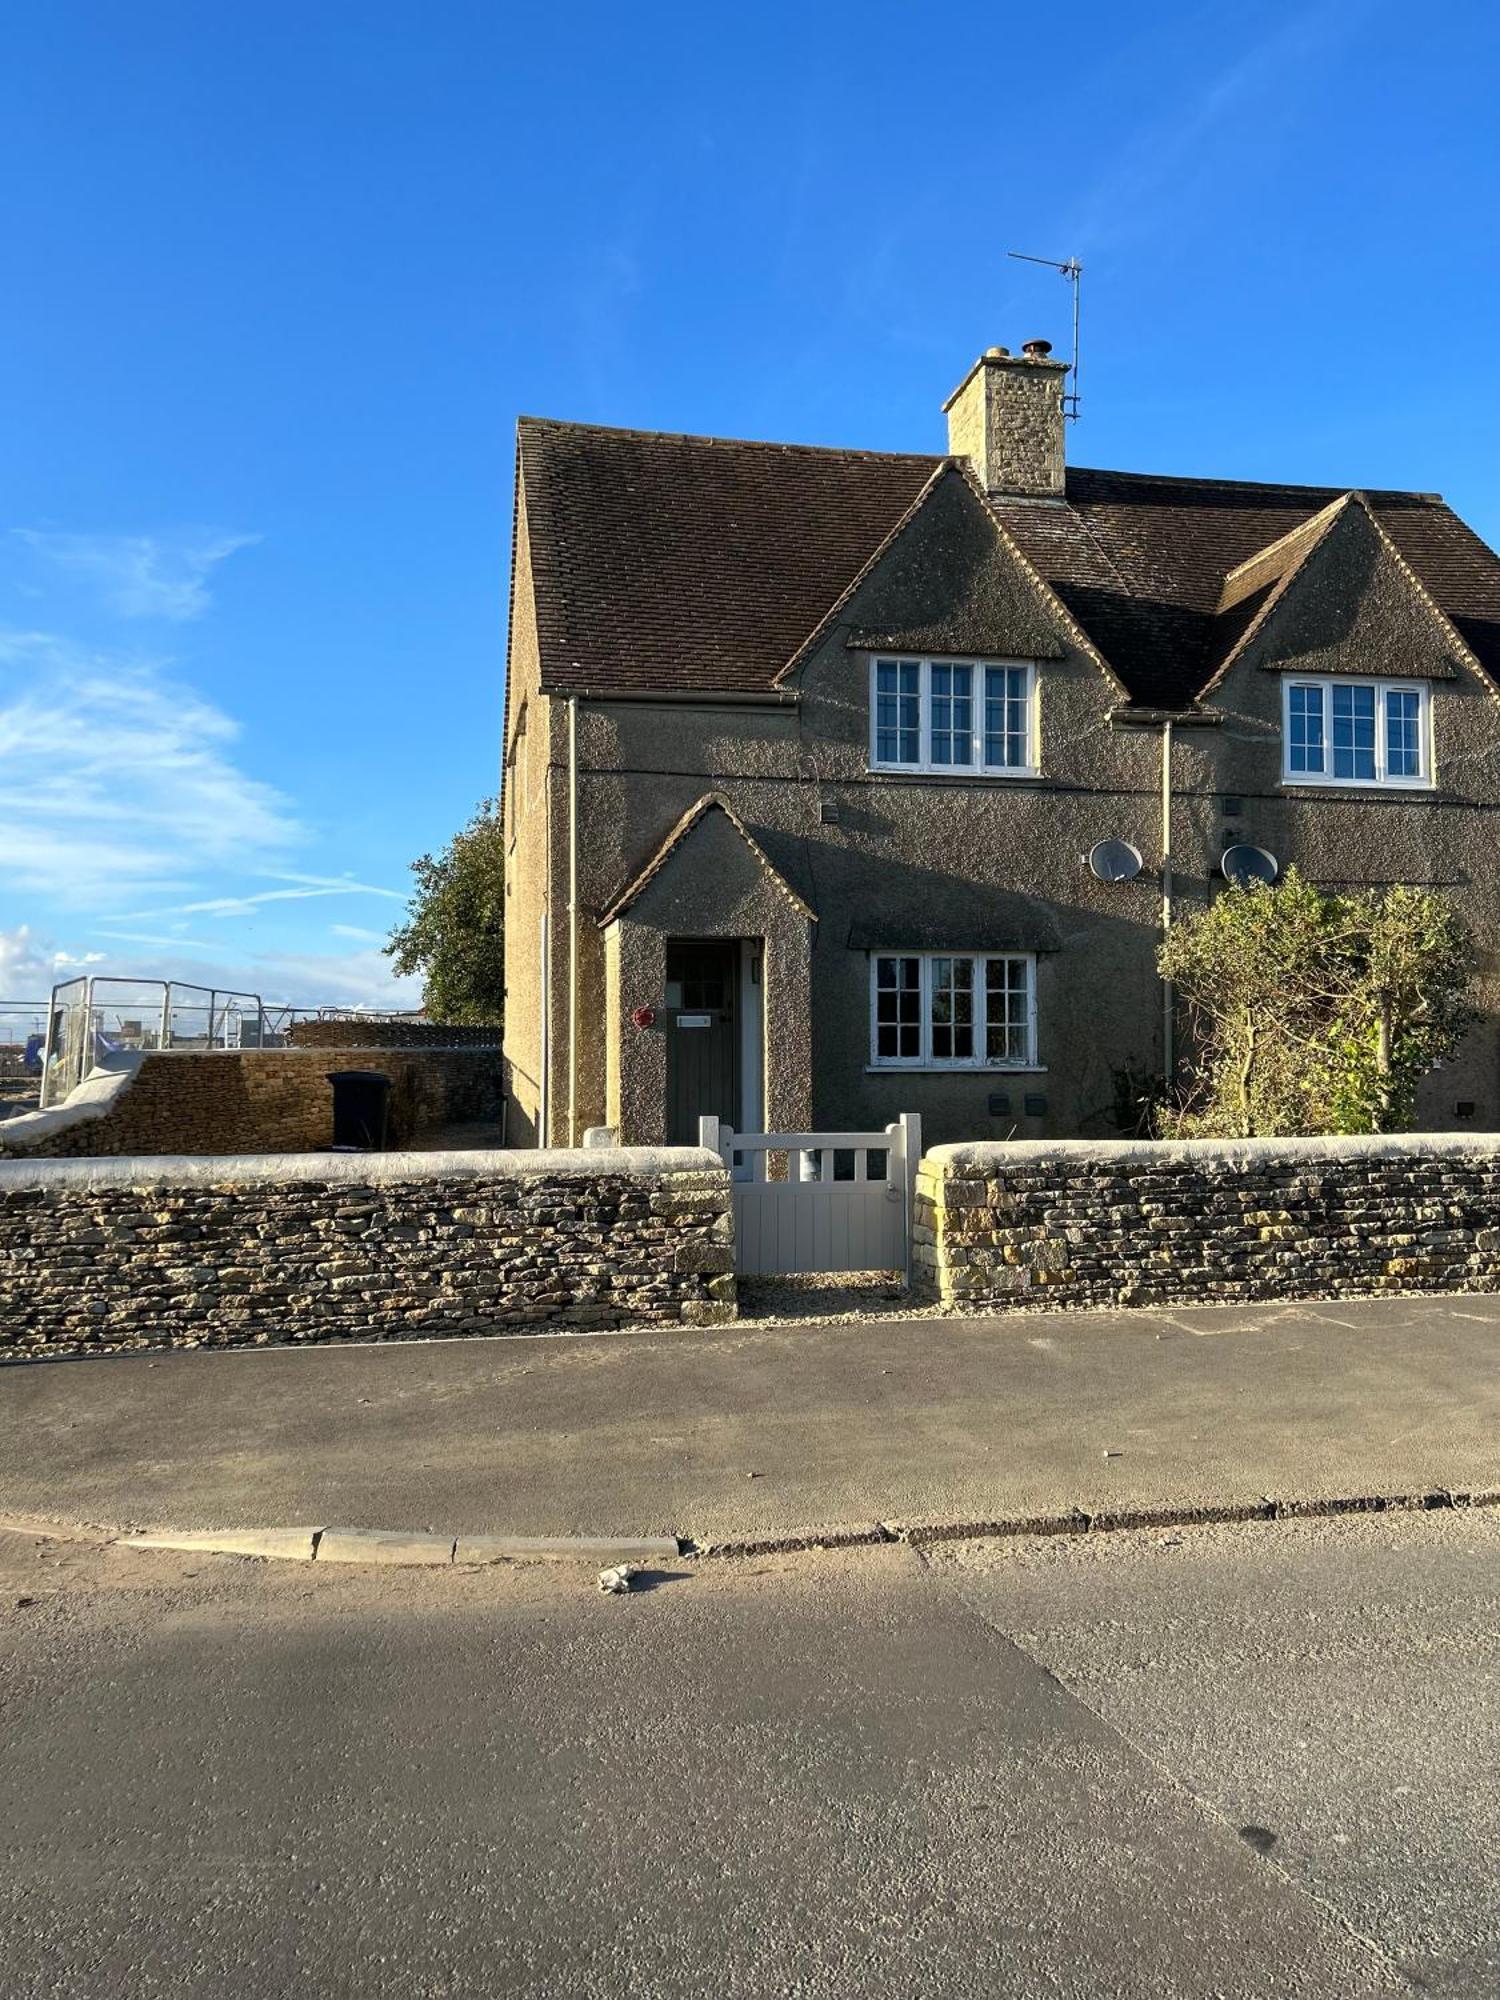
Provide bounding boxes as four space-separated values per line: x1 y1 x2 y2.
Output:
699 1113 920 1279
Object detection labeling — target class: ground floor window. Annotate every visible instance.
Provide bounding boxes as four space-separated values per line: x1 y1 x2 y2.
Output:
870 952 1036 1068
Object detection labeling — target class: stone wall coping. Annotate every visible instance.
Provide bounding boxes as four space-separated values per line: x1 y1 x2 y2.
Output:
926 1132 1500 1176
0 1143 725 1195
0 1060 140 1148
141 1043 499 1057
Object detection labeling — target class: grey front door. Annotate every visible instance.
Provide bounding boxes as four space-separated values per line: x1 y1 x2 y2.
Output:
665 940 738 1144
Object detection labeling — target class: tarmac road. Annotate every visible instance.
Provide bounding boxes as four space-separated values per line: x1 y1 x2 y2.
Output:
5 1507 1497 1996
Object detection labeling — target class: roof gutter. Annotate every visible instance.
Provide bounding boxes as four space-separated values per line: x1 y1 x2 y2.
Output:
541 685 799 709
1108 705 1223 728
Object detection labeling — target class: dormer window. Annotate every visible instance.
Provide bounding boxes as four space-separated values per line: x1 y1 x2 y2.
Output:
870 657 1037 775
1282 677 1432 789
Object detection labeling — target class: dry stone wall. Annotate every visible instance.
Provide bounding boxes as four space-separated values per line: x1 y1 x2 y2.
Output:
0 1047 504 1159
916 1135 1500 1310
285 1020 501 1050
0 1147 734 1359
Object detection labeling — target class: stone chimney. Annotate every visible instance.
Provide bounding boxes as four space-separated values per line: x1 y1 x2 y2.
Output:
943 340 1069 498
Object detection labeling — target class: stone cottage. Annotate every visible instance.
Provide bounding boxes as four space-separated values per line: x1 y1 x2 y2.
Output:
501 340 1500 1148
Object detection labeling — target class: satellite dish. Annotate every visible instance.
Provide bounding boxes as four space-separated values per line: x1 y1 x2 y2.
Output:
1087 839 1143 883
1220 844 1279 888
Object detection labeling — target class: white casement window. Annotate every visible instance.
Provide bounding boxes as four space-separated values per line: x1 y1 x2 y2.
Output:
870 657 1037 775
1282 677 1432 788
870 952 1037 1069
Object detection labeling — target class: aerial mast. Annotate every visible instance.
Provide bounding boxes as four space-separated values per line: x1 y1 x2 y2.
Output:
1006 251 1083 420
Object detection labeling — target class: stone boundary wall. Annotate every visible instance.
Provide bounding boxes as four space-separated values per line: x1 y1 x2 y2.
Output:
0 1147 734 1359
0 1047 504 1159
285 1020 502 1050
916 1135 1500 1310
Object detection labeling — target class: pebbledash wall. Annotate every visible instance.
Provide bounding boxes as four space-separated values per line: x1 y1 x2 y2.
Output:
0 1148 734 1359
0 1047 504 1160
916 1136 1500 1309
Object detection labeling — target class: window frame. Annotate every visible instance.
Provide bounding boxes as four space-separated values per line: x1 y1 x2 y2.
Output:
868 655 1039 778
1280 675 1433 791
868 951 1038 1071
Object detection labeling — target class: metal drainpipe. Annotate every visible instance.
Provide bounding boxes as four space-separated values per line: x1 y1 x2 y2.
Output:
567 695 579 1147
1160 720 1175 1081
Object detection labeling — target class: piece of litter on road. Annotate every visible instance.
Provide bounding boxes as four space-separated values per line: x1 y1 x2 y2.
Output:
746 1471 763 1480
1104 1449 1125 1459
598 1564 640 1594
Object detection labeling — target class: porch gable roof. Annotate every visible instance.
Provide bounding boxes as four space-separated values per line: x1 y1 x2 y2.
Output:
598 792 818 929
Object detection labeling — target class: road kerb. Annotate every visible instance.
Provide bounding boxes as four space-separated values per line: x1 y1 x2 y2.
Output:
121 1527 323 1561
455 1534 680 1565
46 1486 1500 1574
315 1528 457 1565
108 1524 683 1569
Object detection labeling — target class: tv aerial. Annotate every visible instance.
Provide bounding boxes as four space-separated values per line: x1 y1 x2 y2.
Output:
1007 250 1082 421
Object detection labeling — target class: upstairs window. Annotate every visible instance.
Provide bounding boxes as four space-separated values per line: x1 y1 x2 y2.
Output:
870 952 1036 1069
871 658 1036 775
1283 677 1431 788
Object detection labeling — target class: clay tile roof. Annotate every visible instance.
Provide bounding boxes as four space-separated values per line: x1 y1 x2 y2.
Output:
516 418 1500 709
991 469 1500 708
518 417 936 697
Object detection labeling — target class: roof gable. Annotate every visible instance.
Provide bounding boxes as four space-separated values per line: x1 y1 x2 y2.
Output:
778 461 1126 693
1201 492 1487 696
598 792 816 928
992 471 1500 708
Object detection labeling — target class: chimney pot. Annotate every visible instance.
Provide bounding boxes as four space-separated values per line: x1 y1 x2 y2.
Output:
1022 338 1053 359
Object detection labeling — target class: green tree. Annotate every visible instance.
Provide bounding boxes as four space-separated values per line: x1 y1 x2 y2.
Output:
1324 883 1477 1133
1159 868 1474 1138
386 798 506 1024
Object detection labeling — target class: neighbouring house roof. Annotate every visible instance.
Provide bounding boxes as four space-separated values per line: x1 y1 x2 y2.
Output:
991 469 1500 708
597 792 818 928
516 417 1500 710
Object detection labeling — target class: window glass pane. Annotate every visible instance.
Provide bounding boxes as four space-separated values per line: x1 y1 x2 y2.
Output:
874 955 921 1060
1331 683 1376 780
1287 684 1325 774
874 660 920 764
985 958 1031 1063
984 666 1030 768
929 955 974 1061
930 664 974 767
1386 689 1421 778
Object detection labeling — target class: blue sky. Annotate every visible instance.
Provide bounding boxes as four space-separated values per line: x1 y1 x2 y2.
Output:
3 0 1497 1014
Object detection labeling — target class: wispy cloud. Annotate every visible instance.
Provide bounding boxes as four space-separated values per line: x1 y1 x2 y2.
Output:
1060 0 1374 253
108 877 406 924
329 922 388 944
0 630 302 907
13 529 258 622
